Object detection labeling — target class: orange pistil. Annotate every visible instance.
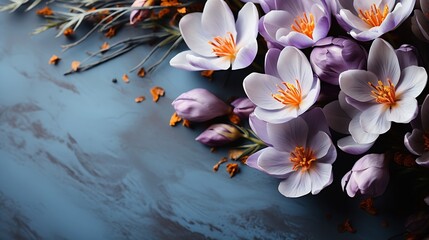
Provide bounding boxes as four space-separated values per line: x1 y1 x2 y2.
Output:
290 146 317 172
272 80 302 108
358 4 389 27
208 32 237 61
291 13 315 39
368 80 397 107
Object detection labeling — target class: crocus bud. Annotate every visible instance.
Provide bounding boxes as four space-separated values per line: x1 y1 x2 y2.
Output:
341 153 389 197
231 97 256 119
395 44 419 69
172 88 231 122
310 37 367 85
130 0 154 25
248 113 271 146
195 124 242 147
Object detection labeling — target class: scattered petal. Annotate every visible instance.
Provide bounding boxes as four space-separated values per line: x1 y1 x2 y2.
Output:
100 42 110 52
36 6 53 16
122 74 130 83
359 198 377 215
137 68 146 78
49 55 60 65
63 28 74 37
226 163 239 177
169 112 182 126
134 96 145 103
213 157 227 172
105 27 116 38
182 119 191 128
338 219 356 233
150 86 165 102
71 61 80 72
201 70 214 79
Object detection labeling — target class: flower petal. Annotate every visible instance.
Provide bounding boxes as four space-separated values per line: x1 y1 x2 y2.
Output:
265 48 281 78
258 147 294 176
201 0 236 37
387 98 418 123
317 144 337 164
232 40 257 70
404 129 425 155
267 117 308 152
368 38 401 85
338 136 374 155
278 172 312 198
339 70 377 102
323 100 351 134
310 163 333 194
422 95 429 132
170 51 208 71
235 2 259 46
395 66 428 99
243 73 285 110
360 104 391 134
349 115 380 144
307 131 332 159
186 53 230 70
416 152 429 167
179 13 213 57
254 107 298 124
302 107 331 136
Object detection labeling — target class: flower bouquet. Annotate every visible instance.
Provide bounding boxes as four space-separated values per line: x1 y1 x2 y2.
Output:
3 0 429 238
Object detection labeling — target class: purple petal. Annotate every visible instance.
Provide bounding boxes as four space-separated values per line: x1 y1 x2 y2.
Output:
265 48 281 78
339 70 377 102
278 172 312 198
404 129 425 155
368 38 401 85
267 117 308 152
258 147 294 176
243 73 284 110
323 100 351 134
360 104 391 134
307 131 332 159
309 163 333 194
232 40 258 70
416 152 429 167
338 136 374 155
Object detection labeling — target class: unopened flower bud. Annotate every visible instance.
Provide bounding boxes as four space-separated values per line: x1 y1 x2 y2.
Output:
195 124 242 147
310 37 367 85
231 97 256 119
172 88 231 122
130 0 154 25
395 44 419 69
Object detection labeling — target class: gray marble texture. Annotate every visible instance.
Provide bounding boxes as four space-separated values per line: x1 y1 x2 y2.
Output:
0 7 406 240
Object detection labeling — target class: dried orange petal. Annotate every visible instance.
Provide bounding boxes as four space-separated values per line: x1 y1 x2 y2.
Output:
100 42 110 51
63 28 74 36
201 70 214 79
135 96 146 103
137 68 146 78
122 74 130 83
71 61 80 72
169 112 182 126
213 157 227 172
228 149 244 161
338 219 356 233
228 113 241 125
226 163 239 178
49 55 60 65
37 6 53 16
182 119 191 128
177 7 186 14
150 86 165 102
359 198 377 215
105 27 116 38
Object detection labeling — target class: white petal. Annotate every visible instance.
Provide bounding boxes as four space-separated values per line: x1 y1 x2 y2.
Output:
201 0 236 37
232 40 257 70
323 101 350 134
308 131 332 159
317 145 337 164
422 95 429 132
309 163 333 194
260 10 294 42
186 54 230 70
235 2 258 46
395 66 428 99
360 104 391 134
258 147 295 176
353 0 382 13
267 117 308 152
277 47 314 94
254 107 298 124
368 38 401 84
265 48 281 78
349 115 380 144
277 31 315 49
416 152 429 167
243 73 284 110
339 70 377 102
278 172 312 198
298 79 320 113
338 91 360 118
170 51 207 71
339 9 371 32
404 129 425 155
179 13 213 57
387 98 418 123
338 136 374 155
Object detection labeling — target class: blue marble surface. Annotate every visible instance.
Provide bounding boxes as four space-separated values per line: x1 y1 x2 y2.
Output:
0 7 406 240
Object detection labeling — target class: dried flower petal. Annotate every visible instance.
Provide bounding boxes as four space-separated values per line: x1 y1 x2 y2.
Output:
182 119 191 128
49 55 60 65
226 163 239 178
100 42 110 51
63 28 74 37
394 152 417 167
169 112 182 126
150 86 165 102
338 219 356 233
177 7 186 14
228 113 241 125
201 70 214 79
137 68 146 78
359 198 377 215
71 61 80 72
213 157 227 172
122 74 130 83
37 6 53 16
135 96 146 103
105 27 116 38
229 149 245 161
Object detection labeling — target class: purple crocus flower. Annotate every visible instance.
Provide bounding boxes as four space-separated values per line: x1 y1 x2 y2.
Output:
404 95 429 168
412 0 429 42
323 92 377 155
330 0 415 41
240 0 275 13
247 108 337 198
339 38 427 137
341 153 389 197
259 0 331 49
395 44 419 70
231 97 256 119
195 124 242 147
243 47 320 124
172 88 231 122
169 0 259 71
310 37 367 85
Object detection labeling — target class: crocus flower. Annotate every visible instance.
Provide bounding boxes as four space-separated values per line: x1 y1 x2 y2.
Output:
172 88 231 122
323 92 377 155
240 0 274 13
341 153 389 197
404 95 429 167
169 0 258 71
339 38 427 137
259 0 331 49
195 124 242 147
330 0 415 41
243 47 320 124
310 37 367 85
247 108 337 198
231 97 256 119
411 0 429 42
395 44 419 70
130 0 154 25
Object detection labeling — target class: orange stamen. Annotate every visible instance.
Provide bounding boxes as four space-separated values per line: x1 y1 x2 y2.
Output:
358 4 389 27
208 32 237 61
368 79 396 106
272 80 302 108
290 146 317 172
291 13 315 39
